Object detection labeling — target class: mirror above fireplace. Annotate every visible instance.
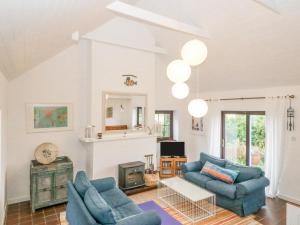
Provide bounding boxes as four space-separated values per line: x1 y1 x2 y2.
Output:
102 92 147 133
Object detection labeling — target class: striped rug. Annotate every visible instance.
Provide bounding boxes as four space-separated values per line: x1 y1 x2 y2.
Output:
60 204 261 225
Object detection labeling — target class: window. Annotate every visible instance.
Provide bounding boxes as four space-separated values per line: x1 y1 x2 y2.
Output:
221 111 266 169
136 107 143 126
155 111 173 141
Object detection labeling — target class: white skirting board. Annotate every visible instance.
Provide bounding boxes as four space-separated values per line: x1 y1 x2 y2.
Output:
278 194 300 206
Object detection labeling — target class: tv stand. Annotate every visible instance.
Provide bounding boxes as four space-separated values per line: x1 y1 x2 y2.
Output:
159 157 187 178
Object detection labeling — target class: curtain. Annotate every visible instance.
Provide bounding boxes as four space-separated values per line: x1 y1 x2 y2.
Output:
206 101 223 157
265 98 288 198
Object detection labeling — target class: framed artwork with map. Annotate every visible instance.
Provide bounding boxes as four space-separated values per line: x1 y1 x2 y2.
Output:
26 103 73 133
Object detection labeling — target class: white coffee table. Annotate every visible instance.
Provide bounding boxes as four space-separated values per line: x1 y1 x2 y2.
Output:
158 177 216 224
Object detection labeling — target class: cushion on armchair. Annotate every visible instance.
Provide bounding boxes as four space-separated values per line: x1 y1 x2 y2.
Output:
84 186 116 225
200 152 226 167
74 171 93 198
225 162 263 183
201 161 239 184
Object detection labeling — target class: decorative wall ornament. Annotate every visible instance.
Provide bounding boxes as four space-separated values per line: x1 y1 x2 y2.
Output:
26 103 73 133
34 142 59 164
192 116 205 136
287 98 295 131
123 74 137 86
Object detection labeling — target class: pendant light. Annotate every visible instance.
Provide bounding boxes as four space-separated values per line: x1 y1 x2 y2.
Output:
167 59 191 83
188 99 208 118
187 64 208 118
171 82 189 99
181 39 208 66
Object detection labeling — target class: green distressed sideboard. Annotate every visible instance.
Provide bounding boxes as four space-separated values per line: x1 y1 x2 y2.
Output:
30 156 73 212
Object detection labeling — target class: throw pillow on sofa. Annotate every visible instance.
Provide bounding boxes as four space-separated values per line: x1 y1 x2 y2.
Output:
74 171 92 198
200 161 239 184
84 186 116 225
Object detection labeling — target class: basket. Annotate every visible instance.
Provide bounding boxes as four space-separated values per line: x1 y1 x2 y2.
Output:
144 173 159 187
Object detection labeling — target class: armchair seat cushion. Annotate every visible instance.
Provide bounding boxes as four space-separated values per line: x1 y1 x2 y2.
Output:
113 202 142 221
74 171 93 198
184 172 214 188
100 187 132 208
206 180 237 200
84 186 116 225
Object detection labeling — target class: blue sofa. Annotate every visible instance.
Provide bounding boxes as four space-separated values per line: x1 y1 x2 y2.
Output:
66 171 161 225
182 153 270 217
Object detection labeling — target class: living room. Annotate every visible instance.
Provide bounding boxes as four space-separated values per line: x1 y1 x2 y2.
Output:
0 0 300 225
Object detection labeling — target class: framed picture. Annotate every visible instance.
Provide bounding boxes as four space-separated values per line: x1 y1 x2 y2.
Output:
192 116 205 135
106 106 113 118
26 103 73 133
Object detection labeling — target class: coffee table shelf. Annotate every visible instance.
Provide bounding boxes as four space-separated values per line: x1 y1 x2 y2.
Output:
158 177 216 224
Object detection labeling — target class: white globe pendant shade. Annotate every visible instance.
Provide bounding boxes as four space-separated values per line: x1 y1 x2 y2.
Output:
181 39 208 66
171 83 189 99
167 59 191 83
188 99 208 118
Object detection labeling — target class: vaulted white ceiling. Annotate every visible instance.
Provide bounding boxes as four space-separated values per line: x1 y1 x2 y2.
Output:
0 0 300 92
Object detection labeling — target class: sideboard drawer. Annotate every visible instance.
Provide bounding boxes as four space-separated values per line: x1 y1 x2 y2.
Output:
37 190 52 203
55 185 67 200
37 174 53 190
55 173 69 186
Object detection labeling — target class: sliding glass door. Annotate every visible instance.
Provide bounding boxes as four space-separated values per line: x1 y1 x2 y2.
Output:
221 111 266 169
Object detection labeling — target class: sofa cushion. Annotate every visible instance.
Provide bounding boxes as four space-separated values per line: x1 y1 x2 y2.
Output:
100 187 132 208
84 186 116 225
112 202 142 221
184 172 214 188
206 180 237 200
225 162 263 183
200 152 226 167
74 171 92 198
200 161 239 184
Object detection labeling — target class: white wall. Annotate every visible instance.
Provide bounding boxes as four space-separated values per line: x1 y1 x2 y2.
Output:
187 86 300 204
7 45 88 203
6 18 157 204
0 71 8 224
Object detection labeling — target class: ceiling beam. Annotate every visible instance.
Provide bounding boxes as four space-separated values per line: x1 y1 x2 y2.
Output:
253 0 280 14
106 1 210 38
82 34 167 55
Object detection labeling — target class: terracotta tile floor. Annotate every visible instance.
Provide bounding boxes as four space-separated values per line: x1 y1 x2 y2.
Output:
5 201 66 225
4 194 291 225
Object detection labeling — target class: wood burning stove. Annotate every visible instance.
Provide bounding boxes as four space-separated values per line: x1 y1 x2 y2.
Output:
118 161 145 190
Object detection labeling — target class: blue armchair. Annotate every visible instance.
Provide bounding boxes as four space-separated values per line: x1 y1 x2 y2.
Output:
66 171 161 225
182 153 270 216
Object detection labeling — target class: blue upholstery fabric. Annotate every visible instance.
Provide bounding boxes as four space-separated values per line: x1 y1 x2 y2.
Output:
181 161 202 173
200 152 226 167
182 153 270 217
67 171 161 225
206 180 237 200
74 171 92 198
225 162 262 183
201 161 239 184
66 182 98 225
112 202 142 221
184 172 214 188
100 188 131 208
236 177 270 198
91 177 116 193
84 186 116 225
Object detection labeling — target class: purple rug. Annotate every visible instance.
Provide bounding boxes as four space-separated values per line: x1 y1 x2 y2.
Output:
139 201 182 225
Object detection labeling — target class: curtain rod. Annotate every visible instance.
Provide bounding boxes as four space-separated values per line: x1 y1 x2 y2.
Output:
205 95 295 102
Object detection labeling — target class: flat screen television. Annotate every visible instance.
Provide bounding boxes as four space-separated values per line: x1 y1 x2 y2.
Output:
160 142 185 157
